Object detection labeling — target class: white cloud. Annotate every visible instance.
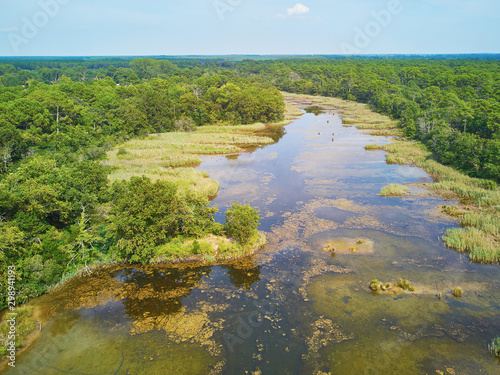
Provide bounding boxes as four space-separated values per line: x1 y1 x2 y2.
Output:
287 3 310 16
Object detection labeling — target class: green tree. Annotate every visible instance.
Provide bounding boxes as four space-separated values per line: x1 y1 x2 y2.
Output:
224 202 260 244
109 177 217 263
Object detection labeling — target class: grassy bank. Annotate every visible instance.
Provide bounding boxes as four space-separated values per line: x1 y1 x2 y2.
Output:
0 306 38 364
105 123 276 196
365 141 500 263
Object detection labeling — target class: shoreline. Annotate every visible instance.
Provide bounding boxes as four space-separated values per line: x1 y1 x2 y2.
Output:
282 92 498 263
0 101 297 366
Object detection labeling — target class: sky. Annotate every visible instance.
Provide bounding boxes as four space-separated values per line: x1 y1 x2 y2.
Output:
1 0 499 56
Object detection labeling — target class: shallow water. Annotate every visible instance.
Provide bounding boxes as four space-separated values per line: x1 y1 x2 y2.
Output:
5 105 500 375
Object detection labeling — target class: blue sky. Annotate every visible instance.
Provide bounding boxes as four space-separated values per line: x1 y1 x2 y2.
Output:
1 0 499 56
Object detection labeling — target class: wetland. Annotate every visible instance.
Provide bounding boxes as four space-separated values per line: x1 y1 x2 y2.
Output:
3 95 500 375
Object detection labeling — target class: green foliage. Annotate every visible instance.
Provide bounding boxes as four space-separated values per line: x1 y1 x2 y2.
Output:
174 116 197 132
153 238 191 260
224 202 260 244
396 278 414 291
190 240 213 256
108 177 217 263
217 241 240 256
117 147 127 155
489 336 500 357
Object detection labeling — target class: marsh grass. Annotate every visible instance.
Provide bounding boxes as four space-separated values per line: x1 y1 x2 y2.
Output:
365 144 383 151
386 153 411 165
106 122 276 195
489 336 500 357
368 140 499 262
370 129 402 136
460 213 500 237
108 167 219 197
379 184 410 197
342 118 359 124
443 228 499 262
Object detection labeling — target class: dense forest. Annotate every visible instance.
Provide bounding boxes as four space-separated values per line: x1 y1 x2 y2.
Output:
0 58 283 308
0 56 499 308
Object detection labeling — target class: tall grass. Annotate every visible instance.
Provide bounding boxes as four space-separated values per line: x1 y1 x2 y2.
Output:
366 139 499 263
443 228 499 263
379 184 410 197
108 167 219 197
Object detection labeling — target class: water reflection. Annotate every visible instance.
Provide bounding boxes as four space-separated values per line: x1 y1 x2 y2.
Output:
220 258 261 290
253 124 287 143
111 266 212 319
304 105 326 116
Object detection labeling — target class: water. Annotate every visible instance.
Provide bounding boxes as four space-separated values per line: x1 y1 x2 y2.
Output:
5 104 500 374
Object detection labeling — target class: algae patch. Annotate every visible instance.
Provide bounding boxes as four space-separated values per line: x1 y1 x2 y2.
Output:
321 238 374 255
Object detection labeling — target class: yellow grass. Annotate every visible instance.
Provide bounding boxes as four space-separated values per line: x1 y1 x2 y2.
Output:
106 122 278 195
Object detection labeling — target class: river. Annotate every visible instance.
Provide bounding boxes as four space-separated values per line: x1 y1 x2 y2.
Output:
5 100 500 374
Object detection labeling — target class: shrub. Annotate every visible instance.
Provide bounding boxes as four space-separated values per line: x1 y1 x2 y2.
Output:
192 240 213 256
174 116 196 132
452 287 462 298
217 241 241 256
224 202 260 244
